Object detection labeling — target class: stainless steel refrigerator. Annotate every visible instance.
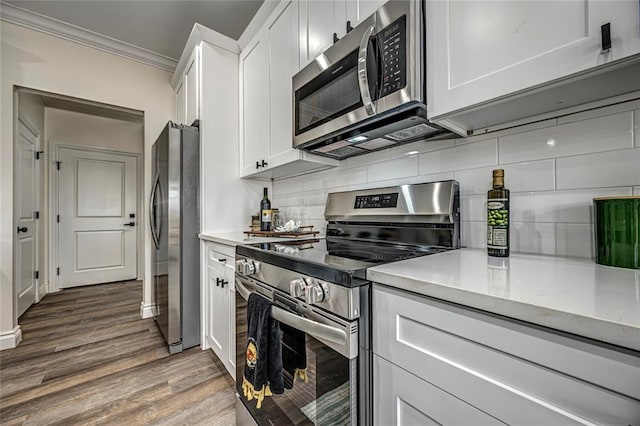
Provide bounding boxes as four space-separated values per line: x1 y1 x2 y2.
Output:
150 121 200 353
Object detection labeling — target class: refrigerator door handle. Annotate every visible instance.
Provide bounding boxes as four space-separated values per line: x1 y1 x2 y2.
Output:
149 171 160 249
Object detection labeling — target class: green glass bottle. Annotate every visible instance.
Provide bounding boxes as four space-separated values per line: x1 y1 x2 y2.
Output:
487 169 510 257
260 187 272 232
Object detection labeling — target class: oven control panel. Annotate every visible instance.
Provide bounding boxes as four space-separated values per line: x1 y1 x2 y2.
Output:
354 192 398 209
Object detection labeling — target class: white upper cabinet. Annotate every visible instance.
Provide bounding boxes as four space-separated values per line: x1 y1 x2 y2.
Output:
299 0 343 68
269 1 299 163
184 46 200 126
240 0 338 179
240 31 270 176
346 0 386 31
175 79 186 125
427 0 640 134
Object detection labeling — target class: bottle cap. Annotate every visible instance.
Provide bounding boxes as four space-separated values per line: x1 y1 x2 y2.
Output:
492 169 504 177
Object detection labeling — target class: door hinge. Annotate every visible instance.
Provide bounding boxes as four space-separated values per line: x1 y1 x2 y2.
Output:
34 271 39 279
57 215 60 223
55 161 61 170
35 150 44 160
34 211 39 219
56 267 60 276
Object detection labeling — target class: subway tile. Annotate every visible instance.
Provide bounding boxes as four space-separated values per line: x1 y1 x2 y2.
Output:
556 223 594 259
419 139 497 175
345 149 390 168
388 138 454 158
455 118 557 146
367 155 418 183
511 222 556 255
557 100 640 124
391 172 454 186
326 166 367 189
274 176 303 195
634 186 640 196
499 112 633 164
510 187 632 223
460 195 485 222
461 221 486 249
454 160 555 196
556 148 640 189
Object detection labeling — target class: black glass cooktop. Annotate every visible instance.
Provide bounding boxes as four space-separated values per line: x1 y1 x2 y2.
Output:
236 238 450 286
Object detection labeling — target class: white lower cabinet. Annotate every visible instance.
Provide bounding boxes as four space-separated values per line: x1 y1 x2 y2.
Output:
372 284 640 425
374 355 501 426
204 241 236 380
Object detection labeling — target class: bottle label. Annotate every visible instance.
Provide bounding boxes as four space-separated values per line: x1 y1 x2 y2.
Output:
261 209 272 223
487 198 509 249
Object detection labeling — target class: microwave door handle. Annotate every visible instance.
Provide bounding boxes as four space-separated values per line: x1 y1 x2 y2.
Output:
235 276 347 347
358 25 376 116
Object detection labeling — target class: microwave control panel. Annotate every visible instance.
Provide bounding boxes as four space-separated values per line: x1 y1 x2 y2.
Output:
354 193 399 209
378 15 407 98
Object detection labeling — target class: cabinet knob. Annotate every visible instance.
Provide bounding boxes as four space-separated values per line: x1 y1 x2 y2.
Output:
256 161 261 169
346 20 353 33
333 32 339 44
261 159 268 168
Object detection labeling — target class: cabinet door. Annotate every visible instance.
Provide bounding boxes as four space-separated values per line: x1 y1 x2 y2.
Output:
299 0 339 68
207 261 228 360
175 79 186 125
427 0 640 121
346 0 385 30
240 32 270 175
184 46 200 126
374 355 502 426
268 0 299 164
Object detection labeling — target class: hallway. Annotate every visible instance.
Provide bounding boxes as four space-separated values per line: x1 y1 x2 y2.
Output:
0 280 236 425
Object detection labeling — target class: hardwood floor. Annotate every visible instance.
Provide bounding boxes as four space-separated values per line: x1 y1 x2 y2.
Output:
0 280 236 425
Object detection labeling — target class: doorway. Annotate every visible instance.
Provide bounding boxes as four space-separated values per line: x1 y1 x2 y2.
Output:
51 144 140 288
13 87 145 320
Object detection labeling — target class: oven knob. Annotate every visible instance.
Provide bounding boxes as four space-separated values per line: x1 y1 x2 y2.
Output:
290 278 306 298
305 283 325 305
246 261 260 275
235 260 247 274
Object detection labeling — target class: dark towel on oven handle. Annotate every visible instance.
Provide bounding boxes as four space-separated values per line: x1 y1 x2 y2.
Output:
242 293 284 409
281 322 308 389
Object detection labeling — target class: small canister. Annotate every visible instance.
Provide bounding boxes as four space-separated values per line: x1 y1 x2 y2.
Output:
593 196 640 269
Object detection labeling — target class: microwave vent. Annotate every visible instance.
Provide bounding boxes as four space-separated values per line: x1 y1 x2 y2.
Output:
356 138 397 150
314 144 364 158
385 123 440 141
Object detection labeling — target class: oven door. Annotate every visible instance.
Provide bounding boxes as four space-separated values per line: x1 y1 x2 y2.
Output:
235 275 358 426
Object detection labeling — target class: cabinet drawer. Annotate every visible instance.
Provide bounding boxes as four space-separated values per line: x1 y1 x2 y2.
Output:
373 284 640 425
374 355 501 426
206 242 234 267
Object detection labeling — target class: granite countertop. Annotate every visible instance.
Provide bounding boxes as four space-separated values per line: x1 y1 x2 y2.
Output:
367 248 640 352
198 232 321 247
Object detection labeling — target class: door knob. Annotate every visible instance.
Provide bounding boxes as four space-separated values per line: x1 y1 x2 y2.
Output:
17 226 28 233
124 222 136 227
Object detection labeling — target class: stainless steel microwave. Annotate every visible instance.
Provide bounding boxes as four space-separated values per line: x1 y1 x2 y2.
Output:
292 0 448 159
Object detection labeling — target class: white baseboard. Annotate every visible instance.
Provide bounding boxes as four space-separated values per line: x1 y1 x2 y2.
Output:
140 302 157 319
36 282 49 303
0 326 23 350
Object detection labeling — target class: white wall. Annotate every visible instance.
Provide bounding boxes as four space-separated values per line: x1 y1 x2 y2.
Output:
45 108 144 154
1 22 174 347
272 99 640 259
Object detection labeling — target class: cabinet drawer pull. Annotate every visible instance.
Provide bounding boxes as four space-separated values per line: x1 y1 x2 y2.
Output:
217 258 227 263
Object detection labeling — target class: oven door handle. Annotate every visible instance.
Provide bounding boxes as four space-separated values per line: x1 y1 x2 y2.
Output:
358 25 376 116
236 277 347 346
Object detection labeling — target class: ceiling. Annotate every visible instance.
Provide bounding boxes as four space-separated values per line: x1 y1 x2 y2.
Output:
5 0 264 61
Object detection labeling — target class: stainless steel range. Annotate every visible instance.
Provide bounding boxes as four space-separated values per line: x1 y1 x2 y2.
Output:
235 180 460 426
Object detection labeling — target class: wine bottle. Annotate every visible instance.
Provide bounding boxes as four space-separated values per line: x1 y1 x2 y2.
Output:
487 169 510 257
260 187 272 232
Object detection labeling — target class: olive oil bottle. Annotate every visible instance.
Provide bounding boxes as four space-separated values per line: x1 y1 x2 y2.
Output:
487 169 510 257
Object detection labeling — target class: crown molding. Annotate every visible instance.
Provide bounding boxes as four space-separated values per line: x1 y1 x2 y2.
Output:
0 1 178 72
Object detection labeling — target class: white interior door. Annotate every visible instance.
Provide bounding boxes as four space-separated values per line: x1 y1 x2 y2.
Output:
56 147 138 288
15 120 39 317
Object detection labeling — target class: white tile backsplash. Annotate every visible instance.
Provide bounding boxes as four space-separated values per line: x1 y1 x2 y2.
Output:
367 155 419 182
454 160 555 196
556 148 640 190
555 223 594 259
419 138 498 174
499 112 633 164
273 99 640 258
